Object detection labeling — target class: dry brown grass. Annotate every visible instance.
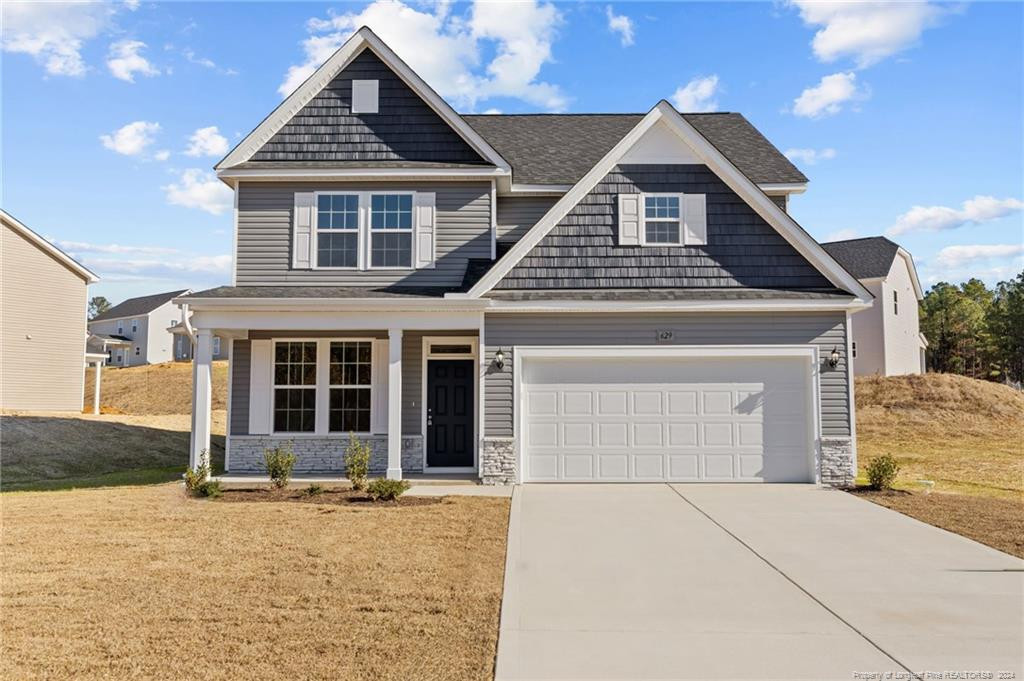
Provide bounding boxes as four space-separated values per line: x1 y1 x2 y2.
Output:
851 489 1024 559
83 361 229 414
0 484 510 681
856 373 1024 499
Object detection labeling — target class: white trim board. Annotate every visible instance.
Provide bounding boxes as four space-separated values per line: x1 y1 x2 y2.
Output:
216 27 509 174
511 344 822 485
420 335 480 473
463 101 872 303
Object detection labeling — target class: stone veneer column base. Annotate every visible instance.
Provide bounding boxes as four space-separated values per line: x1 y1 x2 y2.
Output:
228 435 424 476
820 437 855 487
480 437 516 485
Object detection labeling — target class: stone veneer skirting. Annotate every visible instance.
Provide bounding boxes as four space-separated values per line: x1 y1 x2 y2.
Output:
481 437 516 485
228 435 424 475
820 437 855 487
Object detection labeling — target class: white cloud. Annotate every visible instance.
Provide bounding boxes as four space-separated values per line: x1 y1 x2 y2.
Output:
83 255 232 278
1 1 115 76
184 126 229 157
671 75 719 112
888 196 1024 236
605 6 634 47
784 147 837 165
789 1 947 69
154 149 170 161
792 72 865 118
183 48 238 75
100 121 161 156
124 0 141 10
54 240 178 256
107 39 160 82
482 108 502 115
279 0 567 111
933 244 1024 270
824 228 858 242
163 169 233 215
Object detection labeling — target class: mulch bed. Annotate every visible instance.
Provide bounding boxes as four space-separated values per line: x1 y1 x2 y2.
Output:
849 487 1024 559
217 487 441 508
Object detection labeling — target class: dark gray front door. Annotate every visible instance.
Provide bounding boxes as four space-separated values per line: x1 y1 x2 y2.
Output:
426 359 474 467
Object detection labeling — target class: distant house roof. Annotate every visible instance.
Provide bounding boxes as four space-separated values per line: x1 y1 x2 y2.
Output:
1 209 99 283
90 289 190 322
462 113 808 186
820 237 903 280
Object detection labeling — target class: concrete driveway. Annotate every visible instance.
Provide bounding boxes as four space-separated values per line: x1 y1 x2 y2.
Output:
495 484 1023 680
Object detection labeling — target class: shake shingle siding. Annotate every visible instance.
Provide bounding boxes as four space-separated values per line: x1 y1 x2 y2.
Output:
494 164 833 290
252 49 487 164
236 181 491 287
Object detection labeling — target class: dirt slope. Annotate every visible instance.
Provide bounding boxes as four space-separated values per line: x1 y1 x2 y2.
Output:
83 361 229 415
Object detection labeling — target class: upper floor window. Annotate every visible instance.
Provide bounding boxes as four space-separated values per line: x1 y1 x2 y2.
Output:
131 319 139 334
314 192 414 269
852 342 857 359
116 321 124 335
893 291 898 315
643 195 682 245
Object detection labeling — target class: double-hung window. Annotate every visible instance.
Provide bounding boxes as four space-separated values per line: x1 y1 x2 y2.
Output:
328 341 372 432
643 194 683 245
314 192 414 269
273 341 317 433
893 291 899 315
317 194 359 268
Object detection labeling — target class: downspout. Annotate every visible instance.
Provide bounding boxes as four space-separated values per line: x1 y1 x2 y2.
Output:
180 303 197 343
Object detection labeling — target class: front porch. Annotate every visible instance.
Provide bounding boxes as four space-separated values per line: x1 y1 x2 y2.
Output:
185 302 495 482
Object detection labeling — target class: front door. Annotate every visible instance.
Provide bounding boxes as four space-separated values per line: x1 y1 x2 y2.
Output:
426 359 474 468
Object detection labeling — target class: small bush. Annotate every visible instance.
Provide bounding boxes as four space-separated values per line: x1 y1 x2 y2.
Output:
366 478 410 501
344 433 371 491
264 443 296 489
304 483 325 496
196 480 222 499
866 454 901 490
183 459 210 495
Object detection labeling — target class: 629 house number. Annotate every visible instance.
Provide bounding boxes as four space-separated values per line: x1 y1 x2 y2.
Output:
656 330 675 343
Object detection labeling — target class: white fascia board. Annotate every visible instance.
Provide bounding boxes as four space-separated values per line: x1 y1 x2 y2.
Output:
484 298 871 313
177 296 489 312
216 167 509 181
2 210 99 283
189 309 484 332
466 101 872 302
507 183 573 194
896 247 925 299
759 182 807 195
216 27 510 173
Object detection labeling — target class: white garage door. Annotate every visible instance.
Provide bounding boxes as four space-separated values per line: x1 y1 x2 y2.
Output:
522 354 814 483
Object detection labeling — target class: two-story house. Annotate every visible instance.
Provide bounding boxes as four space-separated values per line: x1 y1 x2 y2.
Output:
89 290 192 366
180 27 872 486
822 237 927 376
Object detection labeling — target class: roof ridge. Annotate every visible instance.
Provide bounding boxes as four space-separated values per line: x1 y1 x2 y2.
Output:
822 236 897 246
462 112 737 117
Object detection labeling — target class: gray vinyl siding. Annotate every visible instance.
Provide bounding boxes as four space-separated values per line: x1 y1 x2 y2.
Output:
230 340 251 436
494 164 834 291
483 312 851 438
236 181 491 287
252 49 486 164
228 330 475 437
496 195 559 243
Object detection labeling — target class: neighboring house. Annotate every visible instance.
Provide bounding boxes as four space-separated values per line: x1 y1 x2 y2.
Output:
822 237 926 376
1 210 99 411
88 290 190 366
167 322 228 362
181 28 872 487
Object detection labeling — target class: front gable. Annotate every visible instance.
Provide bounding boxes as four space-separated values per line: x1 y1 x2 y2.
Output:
252 49 488 165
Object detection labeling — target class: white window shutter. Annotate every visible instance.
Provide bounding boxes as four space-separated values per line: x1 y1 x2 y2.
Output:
249 340 272 435
414 192 436 269
618 193 641 246
293 192 315 269
683 194 707 245
370 339 389 434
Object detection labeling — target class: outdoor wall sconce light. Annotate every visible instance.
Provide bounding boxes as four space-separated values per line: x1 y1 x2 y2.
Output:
828 346 840 369
494 348 505 370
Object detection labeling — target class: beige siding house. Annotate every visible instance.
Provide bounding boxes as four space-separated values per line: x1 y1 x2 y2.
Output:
1 210 98 411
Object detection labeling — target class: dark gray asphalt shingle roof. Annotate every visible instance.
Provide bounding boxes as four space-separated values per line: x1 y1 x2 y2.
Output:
462 113 808 186
820 237 901 280
484 288 852 301
91 289 189 322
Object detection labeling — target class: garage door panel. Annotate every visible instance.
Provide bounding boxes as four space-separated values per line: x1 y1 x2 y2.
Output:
522 356 813 483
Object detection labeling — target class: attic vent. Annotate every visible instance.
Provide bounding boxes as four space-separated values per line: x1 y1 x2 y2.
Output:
352 79 379 114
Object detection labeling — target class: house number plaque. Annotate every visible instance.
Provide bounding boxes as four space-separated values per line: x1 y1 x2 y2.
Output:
656 330 675 343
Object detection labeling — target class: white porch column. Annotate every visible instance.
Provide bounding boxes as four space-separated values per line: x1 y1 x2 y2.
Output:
93 361 102 415
386 328 403 480
189 328 214 476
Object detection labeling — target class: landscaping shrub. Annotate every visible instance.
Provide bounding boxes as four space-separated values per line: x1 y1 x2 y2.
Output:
196 480 222 498
263 443 296 489
867 454 901 490
183 460 221 498
366 478 410 501
344 433 371 491
304 483 325 496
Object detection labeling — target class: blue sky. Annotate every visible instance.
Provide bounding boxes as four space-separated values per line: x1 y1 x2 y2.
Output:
3 0 1022 304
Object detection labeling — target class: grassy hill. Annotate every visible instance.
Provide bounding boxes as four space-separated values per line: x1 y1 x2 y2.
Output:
84 361 229 414
856 372 1024 499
